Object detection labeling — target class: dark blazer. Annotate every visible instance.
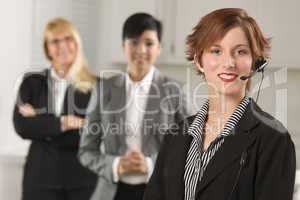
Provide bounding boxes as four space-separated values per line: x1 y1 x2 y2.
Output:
13 69 97 188
144 99 296 200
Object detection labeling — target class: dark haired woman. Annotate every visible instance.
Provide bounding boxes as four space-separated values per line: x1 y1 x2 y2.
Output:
79 12 189 200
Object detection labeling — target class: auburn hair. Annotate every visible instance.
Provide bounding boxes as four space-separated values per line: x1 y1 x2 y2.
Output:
186 8 271 75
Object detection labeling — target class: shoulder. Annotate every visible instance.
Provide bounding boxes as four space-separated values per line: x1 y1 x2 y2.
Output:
106 73 124 85
95 76 108 89
90 76 109 100
21 69 47 83
157 71 182 86
155 70 184 94
249 100 294 148
251 100 288 134
18 69 48 90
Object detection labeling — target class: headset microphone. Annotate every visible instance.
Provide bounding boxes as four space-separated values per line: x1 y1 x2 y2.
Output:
240 57 268 80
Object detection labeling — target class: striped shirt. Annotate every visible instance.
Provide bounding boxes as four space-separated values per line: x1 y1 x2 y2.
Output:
184 97 250 200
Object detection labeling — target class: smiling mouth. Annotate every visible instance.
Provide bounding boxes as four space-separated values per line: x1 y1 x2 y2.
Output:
218 73 238 82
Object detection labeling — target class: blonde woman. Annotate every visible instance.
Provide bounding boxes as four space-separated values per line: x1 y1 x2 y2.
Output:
13 18 97 200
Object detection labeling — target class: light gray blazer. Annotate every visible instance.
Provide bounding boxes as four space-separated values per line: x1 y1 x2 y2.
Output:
78 69 189 200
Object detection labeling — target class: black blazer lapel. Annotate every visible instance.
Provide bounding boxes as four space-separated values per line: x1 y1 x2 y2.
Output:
45 69 55 114
168 118 194 199
60 83 91 116
195 101 260 195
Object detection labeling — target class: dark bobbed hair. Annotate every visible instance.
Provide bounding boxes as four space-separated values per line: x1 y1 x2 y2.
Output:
122 12 162 42
186 8 271 75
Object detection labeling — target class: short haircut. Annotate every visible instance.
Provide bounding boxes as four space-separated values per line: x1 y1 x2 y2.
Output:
122 12 162 42
186 8 271 73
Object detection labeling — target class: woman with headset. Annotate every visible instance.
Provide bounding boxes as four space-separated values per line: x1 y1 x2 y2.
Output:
144 8 296 200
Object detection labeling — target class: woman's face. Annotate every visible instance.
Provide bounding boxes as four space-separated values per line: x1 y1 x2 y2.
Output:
123 30 161 72
47 31 77 76
198 27 252 97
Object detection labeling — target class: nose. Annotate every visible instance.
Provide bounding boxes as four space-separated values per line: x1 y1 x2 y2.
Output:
222 53 236 69
136 43 146 54
57 40 68 48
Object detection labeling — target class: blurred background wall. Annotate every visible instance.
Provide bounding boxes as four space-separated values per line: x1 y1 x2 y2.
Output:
0 0 299 199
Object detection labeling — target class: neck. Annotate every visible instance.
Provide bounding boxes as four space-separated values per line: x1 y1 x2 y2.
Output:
53 63 69 79
206 94 245 131
128 66 151 82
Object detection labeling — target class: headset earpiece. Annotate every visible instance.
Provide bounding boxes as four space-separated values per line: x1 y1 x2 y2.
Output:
254 57 268 72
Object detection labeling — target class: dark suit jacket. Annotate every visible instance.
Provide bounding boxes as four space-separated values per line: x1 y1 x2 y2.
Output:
13 69 97 188
144 99 296 200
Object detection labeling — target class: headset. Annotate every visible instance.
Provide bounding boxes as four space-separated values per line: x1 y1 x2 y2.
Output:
240 57 269 102
226 57 268 199
240 57 268 80
227 150 248 200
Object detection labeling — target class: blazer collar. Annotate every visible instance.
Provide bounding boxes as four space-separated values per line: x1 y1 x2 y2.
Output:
143 69 165 115
45 69 55 115
109 69 166 148
194 99 261 195
112 68 161 88
141 69 168 146
46 68 79 116
110 68 165 114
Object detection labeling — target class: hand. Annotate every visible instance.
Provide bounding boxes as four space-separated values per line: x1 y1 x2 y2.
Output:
18 103 36 117
118 150 148 176
61 115 85 131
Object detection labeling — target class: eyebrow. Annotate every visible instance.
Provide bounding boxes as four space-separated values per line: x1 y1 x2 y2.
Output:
234 44 250 48
128 37 155 41
210 44 250 48
145 38 155 41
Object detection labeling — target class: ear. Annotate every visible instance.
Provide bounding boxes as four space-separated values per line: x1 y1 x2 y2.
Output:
194 54 204 73
122 40 126 53
158 43 162 55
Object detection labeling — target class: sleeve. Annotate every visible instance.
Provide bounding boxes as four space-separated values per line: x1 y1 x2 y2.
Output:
112 156 153 183
145 157 154 181
143 135 170 200
78 80 118 183
112 157 121 183
174 83 191 124
13 75 63 140
164 78 192 125
254 131 296 200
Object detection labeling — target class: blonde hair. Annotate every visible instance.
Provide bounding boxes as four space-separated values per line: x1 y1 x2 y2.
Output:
43 17 96 93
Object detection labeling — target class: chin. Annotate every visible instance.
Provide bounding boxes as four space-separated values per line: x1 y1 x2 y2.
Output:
135 63 151 70
62 60 74 67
